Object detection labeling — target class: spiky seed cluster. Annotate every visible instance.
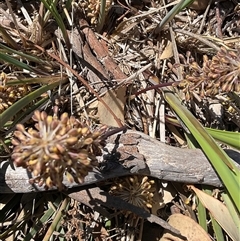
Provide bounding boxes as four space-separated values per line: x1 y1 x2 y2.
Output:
11 109 106 190
0 73 30 113
178 47 240 100
110 176 156 211
78 0 112 25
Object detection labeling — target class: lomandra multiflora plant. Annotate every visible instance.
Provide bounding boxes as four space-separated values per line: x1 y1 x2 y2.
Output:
178 47 240 100
11 107 107 190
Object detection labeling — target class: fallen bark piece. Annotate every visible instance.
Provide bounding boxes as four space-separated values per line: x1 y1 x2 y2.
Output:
0 130 239 193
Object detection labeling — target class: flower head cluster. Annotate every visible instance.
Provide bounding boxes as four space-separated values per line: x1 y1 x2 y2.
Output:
179 47 240 100
78 0 112 25
11 108 107 190
110 175 156 211
0 73 30 113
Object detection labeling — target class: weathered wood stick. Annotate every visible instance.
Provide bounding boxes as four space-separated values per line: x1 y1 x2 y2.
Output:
0 130 239 193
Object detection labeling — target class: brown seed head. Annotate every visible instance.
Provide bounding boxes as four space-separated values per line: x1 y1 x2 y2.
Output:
11 109 107 190
109 175 156 212
178 47 240 99
0 75 31 113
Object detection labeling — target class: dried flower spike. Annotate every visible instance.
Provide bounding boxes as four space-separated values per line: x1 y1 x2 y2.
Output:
178 47 240 100
11 109 107 190
110 175 156 212
0 73 31 113
77 0 112 26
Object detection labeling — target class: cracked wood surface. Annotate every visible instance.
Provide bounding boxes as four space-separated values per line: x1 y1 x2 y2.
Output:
0 130 239 193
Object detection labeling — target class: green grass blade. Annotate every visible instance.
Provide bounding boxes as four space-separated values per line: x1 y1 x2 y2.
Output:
221 192 240 228
163 89 240 210
166 115 239 149
10 97 48 128
97 0 107 33
154 0 195 34
196 196 208 231
24 199 60 241
41 0 71 49
64 0 73 10
0 52 35 72
204 189 225 241
205 128 240 150
0 43 50 65
6 75 68 85
210 214 225 241
42 197 69 241
0 81 60 128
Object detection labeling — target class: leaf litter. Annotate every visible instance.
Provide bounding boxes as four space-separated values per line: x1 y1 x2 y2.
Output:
0 0 239 240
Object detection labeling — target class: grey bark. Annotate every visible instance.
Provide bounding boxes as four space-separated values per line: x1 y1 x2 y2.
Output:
0 130 239 193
